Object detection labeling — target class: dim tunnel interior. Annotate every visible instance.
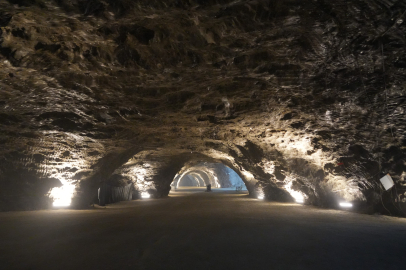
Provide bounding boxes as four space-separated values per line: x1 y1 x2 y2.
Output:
2 0 406 269
0 0 405 216
97 156 251 206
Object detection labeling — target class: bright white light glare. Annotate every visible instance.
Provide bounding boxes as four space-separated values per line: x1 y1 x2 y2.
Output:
141 192 150 199
339 202 353 208
257 195 264 200
295 198 304 204
50 183 75 207
380 174 394 191
284 180 306 204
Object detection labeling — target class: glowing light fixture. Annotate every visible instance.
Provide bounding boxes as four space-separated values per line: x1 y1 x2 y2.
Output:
50 183 75 207
256 188 265 200
339 202 353 208
284 180 306 204
141 192 150 199
295 197 304 204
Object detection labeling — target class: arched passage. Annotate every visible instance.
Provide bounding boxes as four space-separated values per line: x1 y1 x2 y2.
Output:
174 169 212 188
178 174 203 187
90 148 265 203
70 145 297 207
172 162 247 191
188 172 206 186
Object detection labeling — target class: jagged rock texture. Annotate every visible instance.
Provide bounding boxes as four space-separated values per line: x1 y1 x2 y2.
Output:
0 0 405 215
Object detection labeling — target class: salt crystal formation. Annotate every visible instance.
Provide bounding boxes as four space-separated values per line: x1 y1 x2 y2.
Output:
0 0 405 215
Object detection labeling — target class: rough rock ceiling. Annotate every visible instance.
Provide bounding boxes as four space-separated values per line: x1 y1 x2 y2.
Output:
0 0 405 215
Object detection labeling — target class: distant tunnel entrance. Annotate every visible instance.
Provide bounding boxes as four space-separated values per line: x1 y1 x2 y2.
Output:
172 162 246 190
177 174 205 187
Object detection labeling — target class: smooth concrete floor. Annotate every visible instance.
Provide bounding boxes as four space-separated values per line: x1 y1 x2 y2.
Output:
1 188 406 270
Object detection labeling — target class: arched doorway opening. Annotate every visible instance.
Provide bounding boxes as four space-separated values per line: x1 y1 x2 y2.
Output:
171 162 247 192
177 174 204 187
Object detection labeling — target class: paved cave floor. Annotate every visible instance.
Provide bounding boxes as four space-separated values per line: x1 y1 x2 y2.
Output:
1 189 406 270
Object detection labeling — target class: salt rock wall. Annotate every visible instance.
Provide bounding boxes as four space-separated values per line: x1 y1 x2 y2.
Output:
0 0 405 215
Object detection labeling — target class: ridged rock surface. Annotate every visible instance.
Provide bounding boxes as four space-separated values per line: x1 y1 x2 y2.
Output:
0 0 405 215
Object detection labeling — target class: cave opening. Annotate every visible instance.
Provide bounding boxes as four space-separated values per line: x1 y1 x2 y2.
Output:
177 174 204 187
171 162 247 191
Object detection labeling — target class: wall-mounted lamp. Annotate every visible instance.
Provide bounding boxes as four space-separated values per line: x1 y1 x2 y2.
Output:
141 192 150 199
295 198 304 204
51 182 75 207
339 202 353 208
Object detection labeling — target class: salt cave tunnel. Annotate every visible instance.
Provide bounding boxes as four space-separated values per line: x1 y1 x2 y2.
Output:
172 162 247 188
0 0 406 215
2 1 406 269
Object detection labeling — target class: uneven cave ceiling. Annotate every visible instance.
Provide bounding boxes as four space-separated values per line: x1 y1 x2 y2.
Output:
0 0 406 214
